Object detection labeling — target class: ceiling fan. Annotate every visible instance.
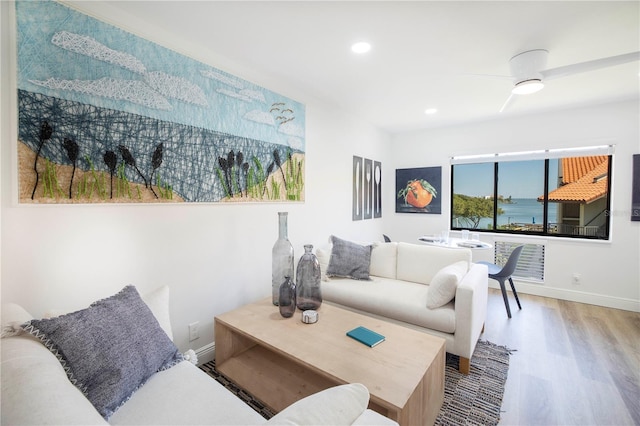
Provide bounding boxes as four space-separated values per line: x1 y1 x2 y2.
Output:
497 49 640 112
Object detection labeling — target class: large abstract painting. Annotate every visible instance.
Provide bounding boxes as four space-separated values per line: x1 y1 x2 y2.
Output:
16 0 305 204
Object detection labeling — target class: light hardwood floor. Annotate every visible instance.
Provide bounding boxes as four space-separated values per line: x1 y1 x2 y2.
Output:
481 288 640 425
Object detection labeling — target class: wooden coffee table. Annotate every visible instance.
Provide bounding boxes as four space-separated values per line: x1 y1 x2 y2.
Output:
215 298 445 426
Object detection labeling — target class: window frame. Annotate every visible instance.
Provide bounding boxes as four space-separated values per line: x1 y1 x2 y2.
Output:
450 147 613 241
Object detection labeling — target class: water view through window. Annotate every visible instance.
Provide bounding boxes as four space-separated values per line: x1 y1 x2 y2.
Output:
451 155 611 239
464 198 558 230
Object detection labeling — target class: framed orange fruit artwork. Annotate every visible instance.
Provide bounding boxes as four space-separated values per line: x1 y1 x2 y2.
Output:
396 167 441 214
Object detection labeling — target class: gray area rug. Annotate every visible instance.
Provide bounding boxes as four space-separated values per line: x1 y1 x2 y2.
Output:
200 340 510 425
435 341 511 426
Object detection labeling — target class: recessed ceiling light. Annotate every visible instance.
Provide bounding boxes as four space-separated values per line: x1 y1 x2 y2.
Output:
351 42 371 54
424 108 438 115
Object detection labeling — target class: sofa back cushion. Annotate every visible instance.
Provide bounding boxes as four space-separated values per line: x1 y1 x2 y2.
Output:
396 242 471 285
369 242 398 279
316 246 331 281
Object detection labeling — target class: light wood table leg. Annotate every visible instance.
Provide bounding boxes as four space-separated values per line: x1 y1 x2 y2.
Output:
459 356 471 375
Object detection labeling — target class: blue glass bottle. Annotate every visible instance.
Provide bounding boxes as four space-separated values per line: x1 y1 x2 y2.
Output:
278 276 296 318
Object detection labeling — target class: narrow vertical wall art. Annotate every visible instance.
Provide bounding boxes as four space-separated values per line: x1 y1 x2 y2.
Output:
363 158 373 219
353 156 381 221
632 154 640 221
373 160 382 218
352 156 363 221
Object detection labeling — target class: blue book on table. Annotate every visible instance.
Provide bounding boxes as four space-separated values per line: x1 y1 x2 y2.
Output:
346 326 385 347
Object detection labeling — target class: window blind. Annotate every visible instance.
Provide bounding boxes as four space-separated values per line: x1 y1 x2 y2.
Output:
494 241 545 283
451 144 615 165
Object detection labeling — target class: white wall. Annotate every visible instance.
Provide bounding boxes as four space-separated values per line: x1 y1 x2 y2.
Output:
0 1 390 354
387 100 640 311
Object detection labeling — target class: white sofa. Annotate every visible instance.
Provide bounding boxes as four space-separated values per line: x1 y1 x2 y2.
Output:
1 286 398 425
317 238 489 374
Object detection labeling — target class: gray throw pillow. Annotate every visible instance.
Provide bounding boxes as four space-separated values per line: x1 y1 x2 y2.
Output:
326 235 372 280
22 285 183 419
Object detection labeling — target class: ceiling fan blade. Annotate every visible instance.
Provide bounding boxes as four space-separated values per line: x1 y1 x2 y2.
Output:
541 51 640 80
499 92 517 113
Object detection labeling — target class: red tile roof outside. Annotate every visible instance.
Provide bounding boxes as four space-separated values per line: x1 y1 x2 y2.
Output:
538 156 608 204
561 155 608 184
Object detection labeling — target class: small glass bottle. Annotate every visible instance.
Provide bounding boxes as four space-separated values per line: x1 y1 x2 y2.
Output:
278 276 296 318
296 244 322 311
272 212 294 305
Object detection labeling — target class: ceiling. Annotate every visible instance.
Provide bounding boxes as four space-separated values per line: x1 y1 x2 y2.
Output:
104 1 640 134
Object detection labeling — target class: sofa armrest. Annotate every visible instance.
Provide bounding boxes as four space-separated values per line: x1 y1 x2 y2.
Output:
452 263 489 359
1 336 108 425
265 383 396 425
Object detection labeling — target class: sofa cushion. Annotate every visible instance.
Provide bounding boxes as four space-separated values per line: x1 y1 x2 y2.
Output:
427 261 469 309
140 285 174 341
323 276 456 333
109 361 265 425
369 242 398 279
21 285 183 419
326 236 372 280
396 242 471 285
2 302 33 327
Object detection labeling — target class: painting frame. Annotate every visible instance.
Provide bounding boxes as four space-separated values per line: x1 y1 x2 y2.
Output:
395 166 442 214
353 156 382 221
15 0 305 205
373 160 382 218
352 156 363 220
632 154 640 221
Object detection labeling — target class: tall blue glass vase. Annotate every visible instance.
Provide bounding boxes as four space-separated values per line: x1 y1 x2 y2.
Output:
296 244 322 311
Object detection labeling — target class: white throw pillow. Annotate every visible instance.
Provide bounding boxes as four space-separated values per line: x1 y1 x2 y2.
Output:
427 261 468 309
266 383 369 425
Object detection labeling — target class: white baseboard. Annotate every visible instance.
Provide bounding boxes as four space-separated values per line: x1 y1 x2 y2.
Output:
491 282 640 312
194 342 215 366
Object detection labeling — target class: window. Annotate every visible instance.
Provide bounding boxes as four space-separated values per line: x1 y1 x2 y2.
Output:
451 146 613 240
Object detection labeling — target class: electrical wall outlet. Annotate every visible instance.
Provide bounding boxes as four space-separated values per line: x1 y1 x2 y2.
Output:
572 273 581 285
189 321 199 341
